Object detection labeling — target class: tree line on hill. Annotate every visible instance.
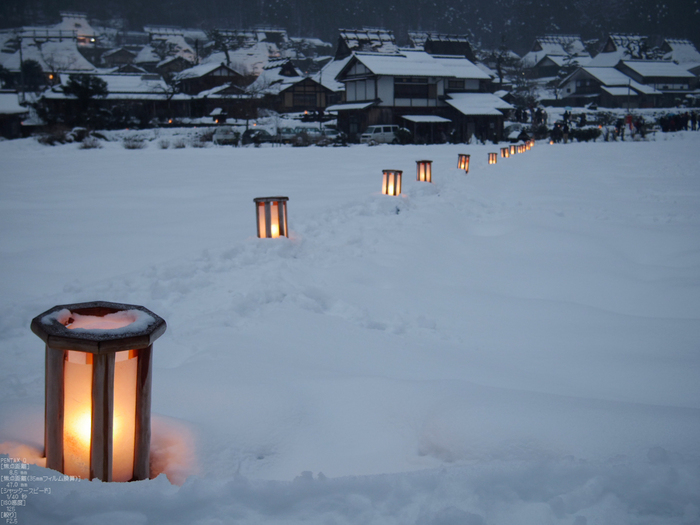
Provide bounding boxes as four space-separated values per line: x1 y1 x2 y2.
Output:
1 0 698 54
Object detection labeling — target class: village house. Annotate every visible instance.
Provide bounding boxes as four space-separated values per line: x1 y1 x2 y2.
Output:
246 57 336 113
521 35 591 78
327 50 511 143
615 60 698 105
558 66 661 108
173 61 245 95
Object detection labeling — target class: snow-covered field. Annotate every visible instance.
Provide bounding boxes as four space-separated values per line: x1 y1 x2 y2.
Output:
1 132 699 524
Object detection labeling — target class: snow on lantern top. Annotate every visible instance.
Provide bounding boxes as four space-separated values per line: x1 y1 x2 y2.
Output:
31 301 167 354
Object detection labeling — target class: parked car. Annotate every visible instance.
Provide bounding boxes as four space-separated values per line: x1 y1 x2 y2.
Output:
212 126 239 146
241 129 273 145
275 127 298 143
360 125 401 144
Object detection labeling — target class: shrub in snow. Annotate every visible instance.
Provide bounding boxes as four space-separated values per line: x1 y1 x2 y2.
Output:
79 136 102 149
36 126 70 146
123 137 147 149
571 128 602 142
172 138 187 149
158 139 170 149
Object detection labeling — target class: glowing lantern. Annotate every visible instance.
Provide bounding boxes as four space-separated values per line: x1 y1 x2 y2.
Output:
382 169 402 196
501 147 509 158
509 145 516 155
416 160 432 183
254 197 289 238
488 153 497 164
457 154 470 172
550 139 554 145
31 302 166 482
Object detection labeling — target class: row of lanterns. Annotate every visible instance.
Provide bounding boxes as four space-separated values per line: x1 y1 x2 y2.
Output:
257 139 536 237
30 140 537 483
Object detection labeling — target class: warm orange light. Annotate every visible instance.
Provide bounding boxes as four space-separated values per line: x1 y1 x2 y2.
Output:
457 154 470 172
488 153 497 164
382 170 402 196
416 160 432 182
255 197 289 238
510 145 516 155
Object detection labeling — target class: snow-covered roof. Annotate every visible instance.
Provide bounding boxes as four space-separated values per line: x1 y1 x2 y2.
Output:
408 32 470 50
313 56 352 92
172 61 238 82
621 60 696 79
663 39 700 65
102 47 136 59
0 38 96 72
601 86 639 97
0 92 28 115
401 115 452 123
43 73 174 100
522 35 590 68
338 29 398 54
326 101 375 111
475 62 497 78
340 51 490 80
445 92 513 116
135 35 196 65
568 67 661 95
53 12 97 38
247 58 302 95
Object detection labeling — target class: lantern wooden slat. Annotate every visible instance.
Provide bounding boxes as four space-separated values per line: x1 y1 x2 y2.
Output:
382 169 402 195
416 160 432 183
31 301 166 482
488 153 497 164
254 197 289 238
133 345 152 481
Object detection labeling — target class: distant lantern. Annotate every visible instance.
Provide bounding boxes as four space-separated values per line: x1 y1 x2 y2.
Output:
501 147 509 158
509 145 516 155
550 139 554 145
416 160 432 183
254 197 289 238
382 169 402 196
31 301 166 482
457 154 470 172
488 153 497 164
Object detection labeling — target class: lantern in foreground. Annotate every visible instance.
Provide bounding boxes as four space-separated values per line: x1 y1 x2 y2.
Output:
501 147 509 158
382 169 402 195
509 145 516 155
488 153 497 164
416 160 432 183
31 301 166 482
254 197 289 238
457 154 470 172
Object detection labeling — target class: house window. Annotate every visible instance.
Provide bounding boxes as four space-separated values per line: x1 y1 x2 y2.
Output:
293 93 317 107
447 79 465 90
395 77 429 99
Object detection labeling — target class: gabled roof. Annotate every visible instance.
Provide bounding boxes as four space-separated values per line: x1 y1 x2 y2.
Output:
561 66 661 95
0 38 96 72
620 60 696 79
445 92 513 116
522 35 590 68
337 50 490 80
312 55 352 92
102 47 136 59
173 62 242 81
662 39 700 65
337 28 398 57
0 92 28 115
247 58 303 95
43 73 177 100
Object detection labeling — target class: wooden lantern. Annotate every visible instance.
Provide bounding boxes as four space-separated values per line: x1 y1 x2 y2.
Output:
416 160 432 183
457 154 470 173
382 169 402 195
501 147 509 158
509 145 516 155
254 197 289 238
31 301 166 482
488 153 497 164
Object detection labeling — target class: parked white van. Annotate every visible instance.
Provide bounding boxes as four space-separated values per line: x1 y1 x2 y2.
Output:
360 125 401 144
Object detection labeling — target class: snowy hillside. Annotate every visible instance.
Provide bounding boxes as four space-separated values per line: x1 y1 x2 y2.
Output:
1 133 699 524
